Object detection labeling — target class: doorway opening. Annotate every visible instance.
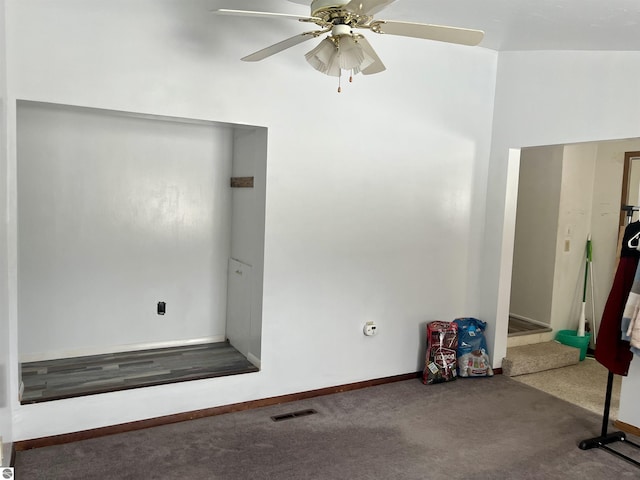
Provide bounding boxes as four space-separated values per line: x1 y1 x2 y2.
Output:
506 139 640 417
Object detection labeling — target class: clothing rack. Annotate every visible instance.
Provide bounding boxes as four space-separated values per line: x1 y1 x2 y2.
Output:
578 206 640 467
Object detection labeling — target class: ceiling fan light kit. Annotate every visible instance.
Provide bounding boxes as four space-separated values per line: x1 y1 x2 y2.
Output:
305 29 374 75
213 0 484 92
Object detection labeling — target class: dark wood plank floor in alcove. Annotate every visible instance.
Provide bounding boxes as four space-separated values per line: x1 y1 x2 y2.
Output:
20 342 259 404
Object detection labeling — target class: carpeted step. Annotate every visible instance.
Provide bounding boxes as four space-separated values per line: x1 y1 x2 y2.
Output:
502 341 580 376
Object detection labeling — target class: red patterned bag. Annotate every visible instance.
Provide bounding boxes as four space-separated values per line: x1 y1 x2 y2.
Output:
422 321 458 384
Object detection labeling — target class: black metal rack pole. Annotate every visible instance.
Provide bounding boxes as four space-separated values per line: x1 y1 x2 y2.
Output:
578 371 640 467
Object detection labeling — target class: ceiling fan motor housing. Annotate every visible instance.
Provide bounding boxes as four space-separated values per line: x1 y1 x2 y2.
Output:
331 24 352 37
310 0 351 17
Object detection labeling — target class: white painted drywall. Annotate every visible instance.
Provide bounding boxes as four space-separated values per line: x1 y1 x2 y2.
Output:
483 51 640 430
549 143 597 332
620 360 640 430
3 0 498 440
510 146 563 325
17 101 234 359
229 127 267 363
226 258 252 357
0 0 13 450
231 128 268 362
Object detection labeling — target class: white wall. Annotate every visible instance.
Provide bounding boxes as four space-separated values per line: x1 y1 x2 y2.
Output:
483 51 640 429
230 127 267 362
0 0 13 455
510 146 563 325
549 143 598 332
4 0 498 440
17 101 234 360
621 360 640 429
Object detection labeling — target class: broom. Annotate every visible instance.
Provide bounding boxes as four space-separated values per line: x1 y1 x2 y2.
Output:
578 235 593 337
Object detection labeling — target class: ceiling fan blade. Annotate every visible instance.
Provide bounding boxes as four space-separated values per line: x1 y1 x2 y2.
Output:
345 0 397 16
212 9 321 23
355 36 386 75
372 20 484 46
241 31 322 62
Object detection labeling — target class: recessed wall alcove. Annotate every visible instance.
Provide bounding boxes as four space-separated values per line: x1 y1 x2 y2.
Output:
16 100 266 403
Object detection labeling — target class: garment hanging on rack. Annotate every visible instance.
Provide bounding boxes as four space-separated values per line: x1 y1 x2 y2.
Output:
594 221 640 376
621 263 640 357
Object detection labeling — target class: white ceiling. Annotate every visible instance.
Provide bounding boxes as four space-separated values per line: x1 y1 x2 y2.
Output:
281 0 640 51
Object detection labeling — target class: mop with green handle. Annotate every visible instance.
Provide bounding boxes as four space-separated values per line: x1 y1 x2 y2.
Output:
578 235 593 337
589 239 597 345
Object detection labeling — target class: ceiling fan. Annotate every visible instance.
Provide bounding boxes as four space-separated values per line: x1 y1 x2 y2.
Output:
213 0 484 91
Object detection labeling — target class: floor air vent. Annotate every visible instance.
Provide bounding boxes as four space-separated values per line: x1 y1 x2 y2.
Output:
270 409 317 422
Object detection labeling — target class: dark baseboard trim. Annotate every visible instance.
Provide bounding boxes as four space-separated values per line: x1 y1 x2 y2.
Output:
613 419 640 437
15 371 420 451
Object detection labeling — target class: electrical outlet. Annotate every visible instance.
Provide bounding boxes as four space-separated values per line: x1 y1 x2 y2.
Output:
363 321 377 336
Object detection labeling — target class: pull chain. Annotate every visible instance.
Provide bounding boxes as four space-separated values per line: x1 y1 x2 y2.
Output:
338 71 342 93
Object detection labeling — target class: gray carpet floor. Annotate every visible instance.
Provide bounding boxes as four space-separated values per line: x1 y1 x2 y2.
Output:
14 375 640 479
